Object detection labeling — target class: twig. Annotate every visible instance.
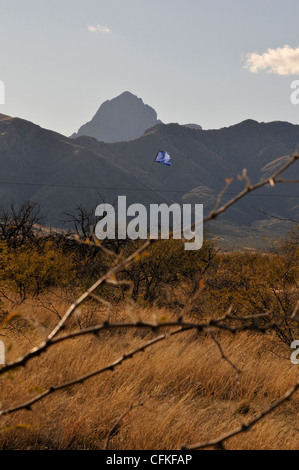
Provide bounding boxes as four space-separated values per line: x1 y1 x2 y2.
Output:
0 313 272 377
203 154 299 224
209 330 242 376
0 327 188 416
183 379 299 450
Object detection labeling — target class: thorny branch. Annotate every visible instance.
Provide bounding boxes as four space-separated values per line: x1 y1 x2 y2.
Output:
183 380 299 450
0 313 273 417
0 327 187 416
0 313 272 377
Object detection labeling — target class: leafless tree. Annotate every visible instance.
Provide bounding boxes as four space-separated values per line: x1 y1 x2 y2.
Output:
0 201 42 246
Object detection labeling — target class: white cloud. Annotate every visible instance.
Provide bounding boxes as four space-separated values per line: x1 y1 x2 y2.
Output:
245 45 299 75
88 24 111 34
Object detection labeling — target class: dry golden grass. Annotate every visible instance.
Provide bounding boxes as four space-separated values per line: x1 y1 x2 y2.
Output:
0 294 299 450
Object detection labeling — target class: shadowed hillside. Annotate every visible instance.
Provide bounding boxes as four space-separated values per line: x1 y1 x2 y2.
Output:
0 114 298 246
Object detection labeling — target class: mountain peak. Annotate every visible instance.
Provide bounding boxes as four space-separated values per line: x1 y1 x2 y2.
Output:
117 91 141 99
71 91 162 143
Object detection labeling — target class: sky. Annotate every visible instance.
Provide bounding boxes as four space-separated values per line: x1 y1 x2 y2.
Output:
1 0 299 136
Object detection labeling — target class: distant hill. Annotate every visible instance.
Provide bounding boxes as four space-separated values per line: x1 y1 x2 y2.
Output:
183 124 202 130
0 114 298 248
71 91 162 143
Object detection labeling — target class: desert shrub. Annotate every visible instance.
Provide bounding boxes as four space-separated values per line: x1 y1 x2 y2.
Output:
0 240 76 299
201 228 299 344
119 237 217 305
0 201 42 247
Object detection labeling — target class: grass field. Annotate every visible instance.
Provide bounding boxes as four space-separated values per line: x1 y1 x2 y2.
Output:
0 296 298 450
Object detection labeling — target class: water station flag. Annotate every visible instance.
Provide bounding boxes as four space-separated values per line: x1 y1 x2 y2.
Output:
155 150 172 166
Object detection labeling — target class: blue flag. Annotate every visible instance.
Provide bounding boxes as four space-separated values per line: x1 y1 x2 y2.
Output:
155 150 172 166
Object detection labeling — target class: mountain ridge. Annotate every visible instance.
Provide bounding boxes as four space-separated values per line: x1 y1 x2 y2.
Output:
0 114 298 248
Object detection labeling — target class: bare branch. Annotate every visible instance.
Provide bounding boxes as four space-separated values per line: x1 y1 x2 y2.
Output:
183 379 299 450
209 330 242 376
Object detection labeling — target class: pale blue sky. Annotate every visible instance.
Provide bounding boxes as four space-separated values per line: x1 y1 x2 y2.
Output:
1 0 299 136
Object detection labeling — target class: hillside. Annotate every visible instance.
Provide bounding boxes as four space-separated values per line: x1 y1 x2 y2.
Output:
0 114 298 246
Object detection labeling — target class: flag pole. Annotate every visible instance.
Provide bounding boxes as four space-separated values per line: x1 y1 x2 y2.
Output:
136 151 159 205
143 152 158 187
138 151 171 204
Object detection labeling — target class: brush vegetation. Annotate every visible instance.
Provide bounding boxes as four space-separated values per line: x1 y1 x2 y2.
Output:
0 205 298 450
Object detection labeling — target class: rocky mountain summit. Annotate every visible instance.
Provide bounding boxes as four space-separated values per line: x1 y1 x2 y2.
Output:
71 91 162 143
